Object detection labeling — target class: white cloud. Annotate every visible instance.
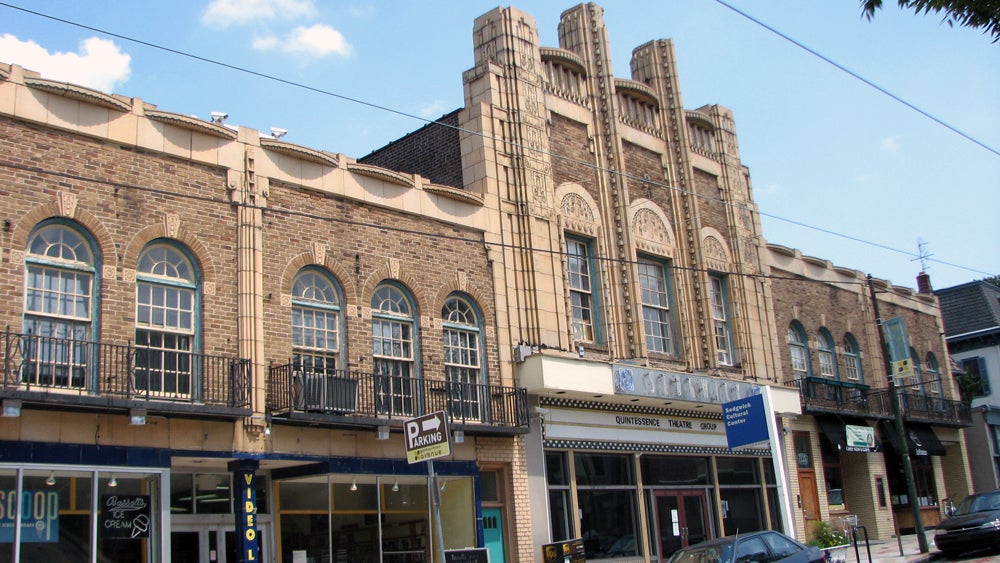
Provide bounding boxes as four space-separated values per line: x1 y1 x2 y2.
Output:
880 136 901 152
252 24 352 57
419 100 449 118
756 183 781 196
201 0 317 28
0 34 130 93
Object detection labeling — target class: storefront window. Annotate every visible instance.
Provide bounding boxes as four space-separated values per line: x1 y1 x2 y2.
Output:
546 452 572 542
576 454 639 559
820 437 846 512
717 457 766 535
641 456 710 486
887 454 936 507
1 469 159 563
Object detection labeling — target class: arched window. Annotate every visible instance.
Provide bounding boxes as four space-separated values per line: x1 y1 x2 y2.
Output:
443 294 485 421
842 333 863 383
787 322 810 379
925 352 943 396
909 347 925 395
817 328 838 379
292 268 342 374
134 241 198 399
372 283 417 416
23 222 98 389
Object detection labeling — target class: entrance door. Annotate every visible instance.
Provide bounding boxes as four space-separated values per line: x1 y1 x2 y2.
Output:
654 491 710 562
171 524 271 563
483 507 506 563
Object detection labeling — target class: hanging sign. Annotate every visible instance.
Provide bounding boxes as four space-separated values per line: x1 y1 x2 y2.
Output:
723 393 769 449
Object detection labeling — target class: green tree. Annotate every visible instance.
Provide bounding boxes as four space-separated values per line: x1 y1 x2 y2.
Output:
982 275 1000 288
861 1 1000 43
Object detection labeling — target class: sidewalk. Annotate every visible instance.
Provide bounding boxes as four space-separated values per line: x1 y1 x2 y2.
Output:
826 533 942 563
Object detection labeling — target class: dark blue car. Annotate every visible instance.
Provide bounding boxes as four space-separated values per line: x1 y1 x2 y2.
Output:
666 531 826 563
934 489 1000 556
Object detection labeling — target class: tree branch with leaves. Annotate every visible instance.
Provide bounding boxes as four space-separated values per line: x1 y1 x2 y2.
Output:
861 0 1000 43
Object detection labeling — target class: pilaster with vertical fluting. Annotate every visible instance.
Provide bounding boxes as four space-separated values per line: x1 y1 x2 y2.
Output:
558 4 637 358
630 39 708 368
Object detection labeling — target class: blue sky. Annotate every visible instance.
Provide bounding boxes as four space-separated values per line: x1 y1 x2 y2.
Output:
1 0 997 290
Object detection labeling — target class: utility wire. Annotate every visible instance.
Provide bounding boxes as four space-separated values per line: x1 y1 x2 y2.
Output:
713 0 1000 158
0 2 994 280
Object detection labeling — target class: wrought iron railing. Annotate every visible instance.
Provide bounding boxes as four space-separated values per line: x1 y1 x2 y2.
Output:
794 376 891 418
1 329 251 408
898 391 971 426
795 376 972 427
267 362 529 431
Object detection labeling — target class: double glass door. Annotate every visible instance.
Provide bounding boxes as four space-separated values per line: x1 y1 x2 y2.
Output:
653 490 710 562
171 523 271 563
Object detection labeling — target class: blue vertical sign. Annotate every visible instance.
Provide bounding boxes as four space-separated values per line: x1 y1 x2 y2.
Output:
723 393 769 449
883 316 910 363
231 462 260 562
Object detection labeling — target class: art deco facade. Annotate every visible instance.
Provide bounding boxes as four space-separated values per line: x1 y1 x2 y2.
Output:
0 3 973 563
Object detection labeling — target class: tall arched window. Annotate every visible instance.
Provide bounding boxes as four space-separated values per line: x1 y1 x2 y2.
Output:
842 333 863 383
292 268 342 374
372 283 417 416
134 241 198 399
817 328 838 379
23 222 98 389
925 352 943 396
443 294 485 421
788 322 810 380
909 347 925 395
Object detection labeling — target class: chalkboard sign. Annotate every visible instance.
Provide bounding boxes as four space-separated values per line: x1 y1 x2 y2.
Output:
444 547 489 563
100 495 151 539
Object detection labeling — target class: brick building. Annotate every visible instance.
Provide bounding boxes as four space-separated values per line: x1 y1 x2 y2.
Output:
0 2 972 563
0 62 528 562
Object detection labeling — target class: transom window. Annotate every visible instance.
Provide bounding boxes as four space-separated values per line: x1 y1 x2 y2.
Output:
566 237 597 342
639 258 675 355
787 323 809 379
292 269 341 374
23 223 96 389
709 275 734 366
135 242 197 399
818 329 838 379
443 295 484 422
842 334 863 382
372 283 416 416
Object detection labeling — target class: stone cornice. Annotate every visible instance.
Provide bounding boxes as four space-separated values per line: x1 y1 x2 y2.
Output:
424 184 484 205
260 138 339 167
346 163 415 188
144 109 238 139
24 77 131 112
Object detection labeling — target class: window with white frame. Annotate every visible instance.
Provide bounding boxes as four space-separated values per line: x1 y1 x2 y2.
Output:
787 322 810 379
566 237 598 342
709 275 734 365
909 347 925 395
638 258 675 355
372 283 416 416
23 222 97 389
842 333 863 382
292 269 342 374
817 329 838 379
134 242 197 399
443 294 484 421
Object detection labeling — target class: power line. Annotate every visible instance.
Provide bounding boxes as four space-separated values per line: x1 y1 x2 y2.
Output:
0 2 994 281
712 0 1000 158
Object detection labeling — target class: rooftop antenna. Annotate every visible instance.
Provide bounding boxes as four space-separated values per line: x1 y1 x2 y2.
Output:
913 238 932 272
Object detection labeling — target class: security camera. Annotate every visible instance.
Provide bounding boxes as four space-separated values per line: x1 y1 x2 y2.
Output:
270 127 287 139
210 111 228 123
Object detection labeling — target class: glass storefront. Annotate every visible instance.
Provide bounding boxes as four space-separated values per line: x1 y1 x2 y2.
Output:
276 474 475 563
0 467 161 563
545 451 778 562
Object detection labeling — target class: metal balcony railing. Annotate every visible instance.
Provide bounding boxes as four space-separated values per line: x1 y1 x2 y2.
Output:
898 391 972 427
1 329 251 410
794 376 891 418
267 362 529 433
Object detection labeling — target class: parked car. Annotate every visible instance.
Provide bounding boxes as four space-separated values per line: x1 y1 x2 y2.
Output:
666 530 826 563
933 489 1000 556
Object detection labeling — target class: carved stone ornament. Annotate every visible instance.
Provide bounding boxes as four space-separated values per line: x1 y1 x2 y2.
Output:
204 281 216 296
312 242 327 265
561 193 595 223
633 208 673 247
122 268 136 283
280 294 292 308
164 213 180 238
9 249 24 265
58 191 78 218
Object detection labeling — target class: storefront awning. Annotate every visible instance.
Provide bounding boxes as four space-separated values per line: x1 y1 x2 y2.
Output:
879 420 946 456
817 417 880 453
